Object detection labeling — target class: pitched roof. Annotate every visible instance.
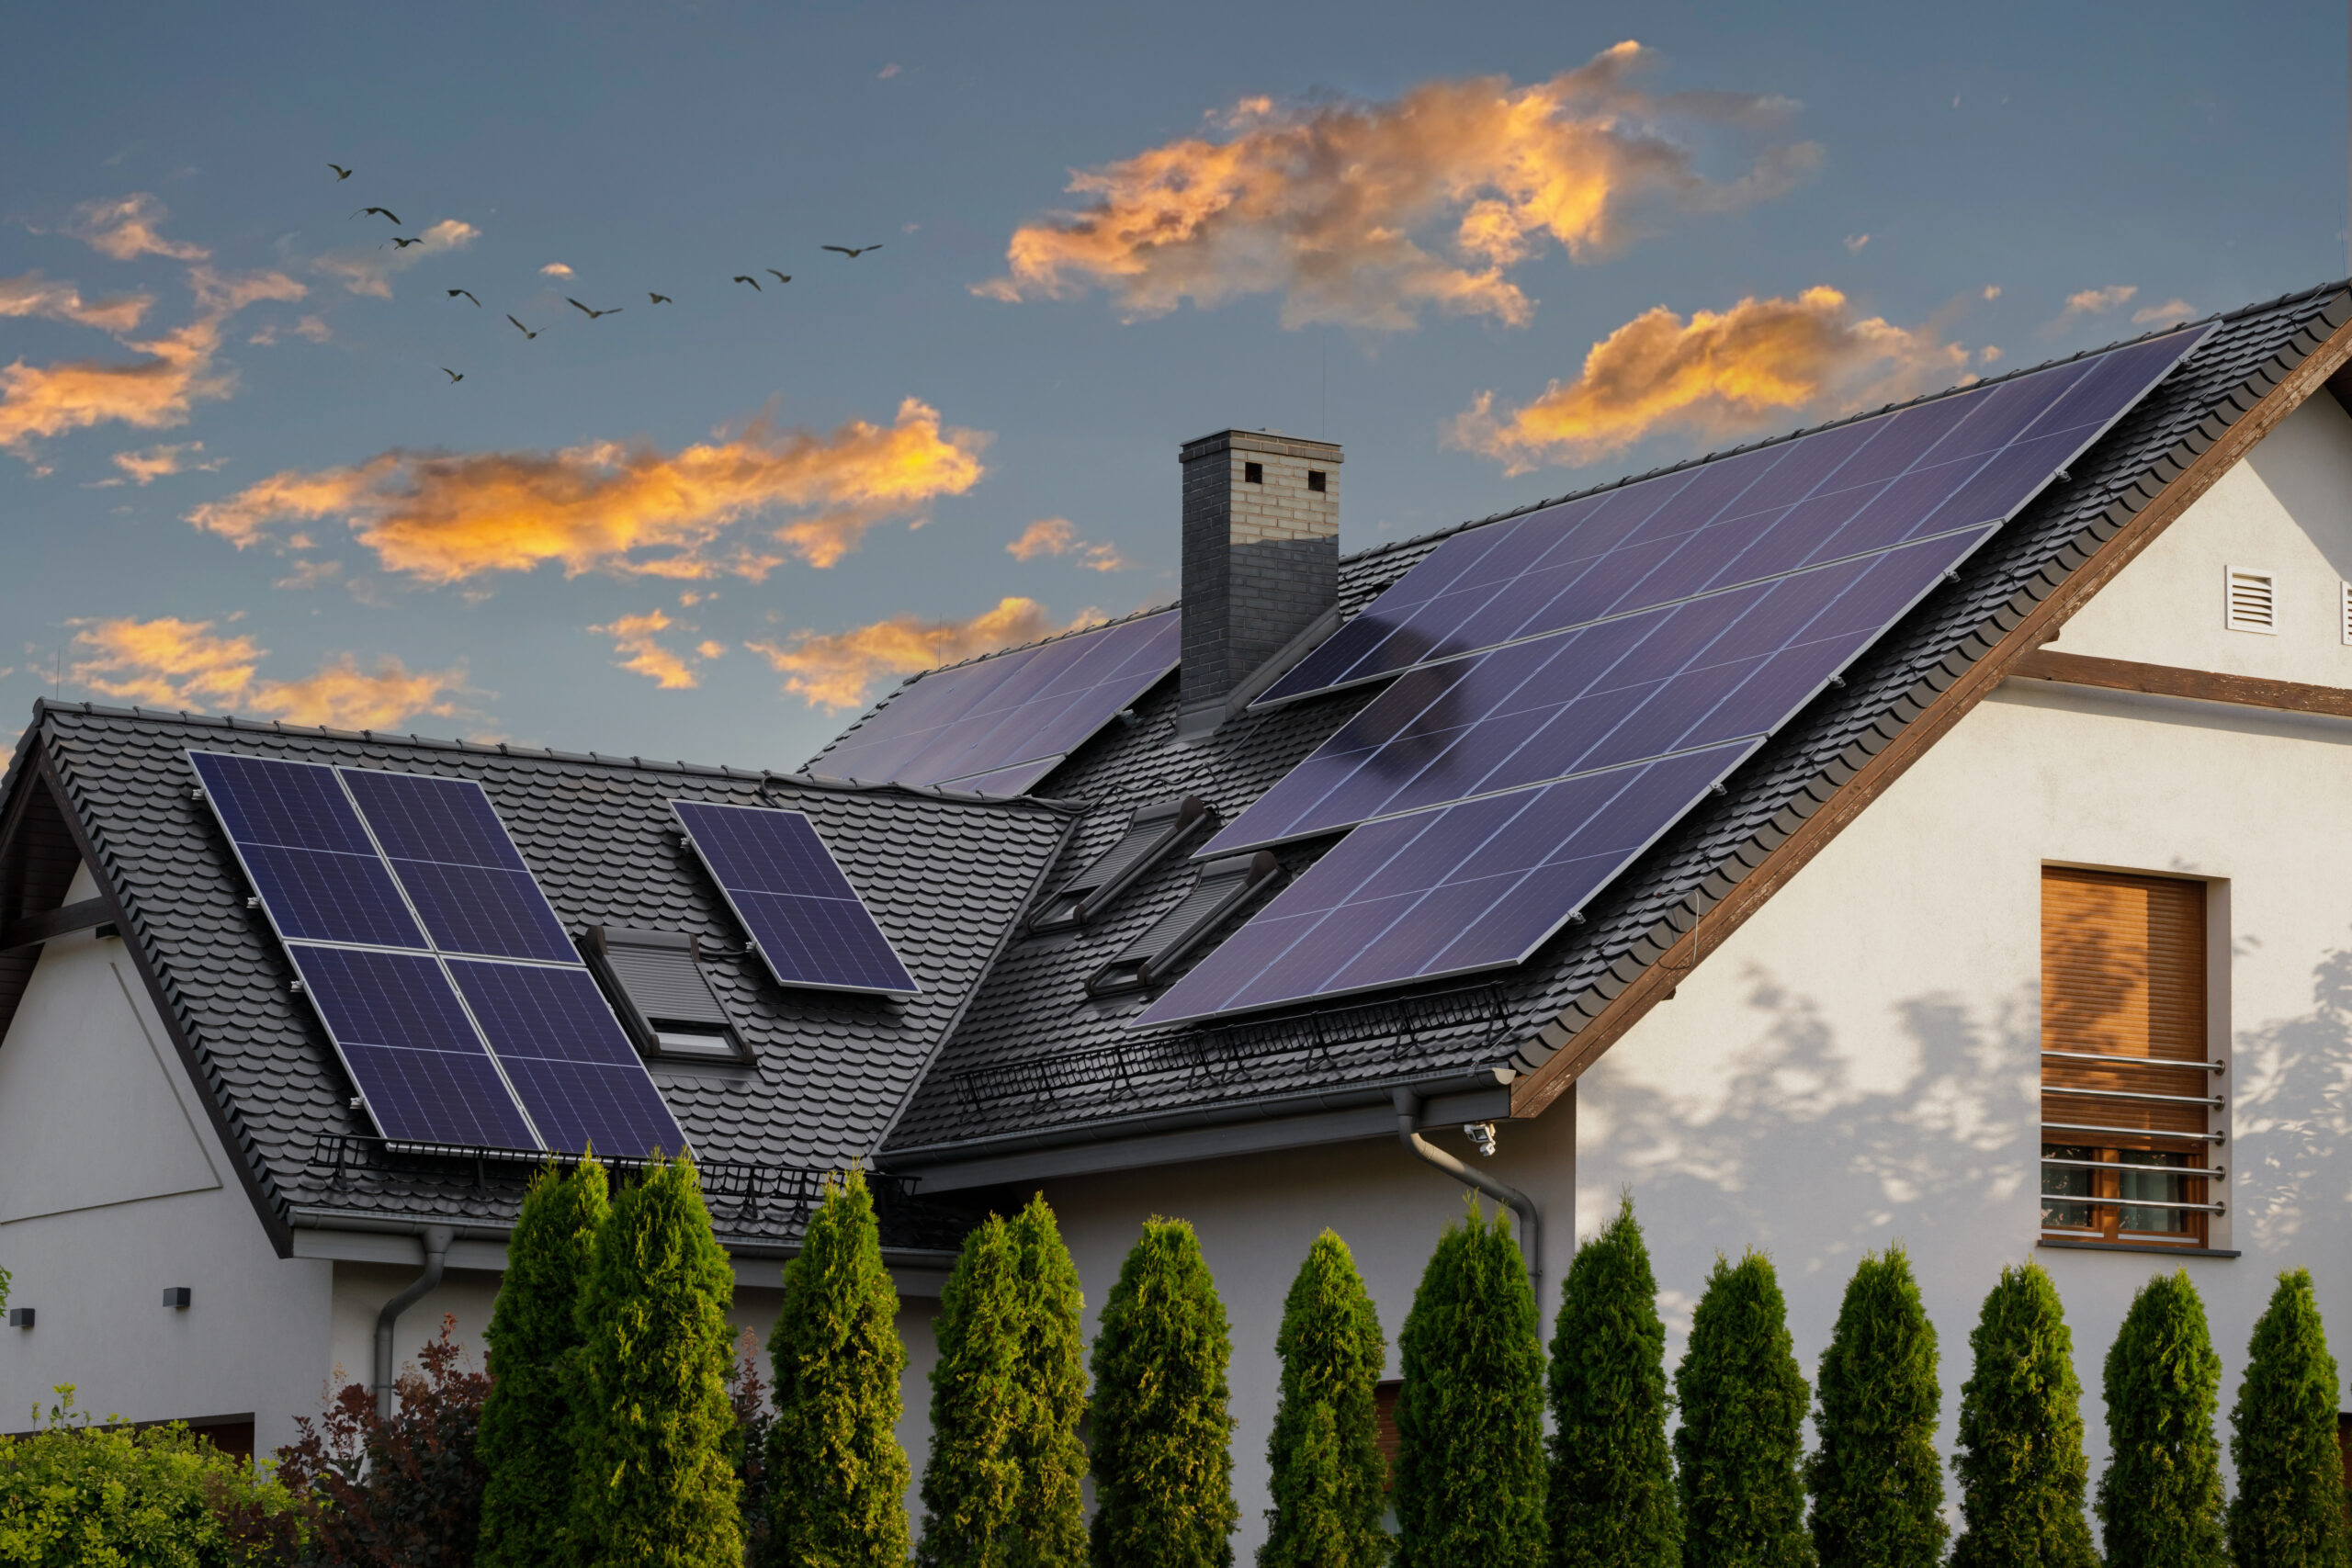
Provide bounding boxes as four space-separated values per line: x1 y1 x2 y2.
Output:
883 280 2352 1167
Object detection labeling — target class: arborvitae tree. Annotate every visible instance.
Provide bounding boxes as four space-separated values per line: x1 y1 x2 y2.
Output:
2227 1269 2351 1568
1673 1251 1814 1568
1949 1261 2098 1568
2096 1269 2226 1568
1545 1193 1678 1568
1089 1216 1238 1568
1804 1245 1946 1568
571 1155 742 1568
1394 1197 1546 1568
765 1168 913 1568
918 1193 1088 1567
479 1156 608 1568
1261 1229 1391 1568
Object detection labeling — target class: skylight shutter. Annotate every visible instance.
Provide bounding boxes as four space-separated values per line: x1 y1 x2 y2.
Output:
1028 795 1212 933
2225 568 2277 633
1086 851 1279 995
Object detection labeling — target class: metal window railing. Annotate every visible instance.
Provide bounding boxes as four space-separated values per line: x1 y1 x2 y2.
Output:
2040 1193 2226 1215
2041 1155 2225 1179
2042 1085 2225 1109
2041 1048 2225 1075
2041 1120 2226 1144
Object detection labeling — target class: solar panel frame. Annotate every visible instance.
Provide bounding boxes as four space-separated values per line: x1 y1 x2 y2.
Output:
340 768 582 964
447 960 689 1158
189 751 428 951
672 799 922 998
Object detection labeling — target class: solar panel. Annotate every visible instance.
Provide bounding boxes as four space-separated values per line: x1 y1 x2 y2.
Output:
1136 744 1752 1026
448 960 686 1158
190 752 424 949
810 610 1178 792
673 800 920 997
342 768 580 964
1259 329 2208 706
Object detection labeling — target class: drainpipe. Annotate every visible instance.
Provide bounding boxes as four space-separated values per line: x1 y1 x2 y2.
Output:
373 1225 454 1418
1392 1088 1540 1299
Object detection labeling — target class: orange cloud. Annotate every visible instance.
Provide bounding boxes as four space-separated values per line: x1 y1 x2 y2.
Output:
0 315 234 456
314 219 480 299
2048 285 2135 333
2131 297 2192 325
0 272 152 333
61 193 209 262
111 441 220 484
1452 285 1973 472
69 615 466 729
188 266 307 313
747 596 1092 711
591 609 701 689
1007 516 1132 570
188 397 989 581
978 44 1817 330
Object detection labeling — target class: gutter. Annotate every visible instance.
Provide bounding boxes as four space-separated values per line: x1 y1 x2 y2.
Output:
373 1224 452 1417
1392 1087 1541 1299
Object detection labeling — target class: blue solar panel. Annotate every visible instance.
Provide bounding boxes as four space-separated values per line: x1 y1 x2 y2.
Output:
673 799 920 997
812 610 1179 792
1259 329 2207 706
191 751 425 949
341 769 580 964
1136 745 1753 1026
448 961 686 1157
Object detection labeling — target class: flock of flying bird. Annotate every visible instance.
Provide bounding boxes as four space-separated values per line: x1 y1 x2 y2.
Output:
330 162 886 385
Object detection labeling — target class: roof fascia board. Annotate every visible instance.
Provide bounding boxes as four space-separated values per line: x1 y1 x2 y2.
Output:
1509 292 2352 1121
2007 649 2352 719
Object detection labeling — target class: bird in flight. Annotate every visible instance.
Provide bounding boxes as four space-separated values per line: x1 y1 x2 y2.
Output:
506 314 537 340
765 269 791 285
568 297 622 320
649 291 673 304
447 288 481 307
441 368 464 384
732 276 761 291
352 207 401 224
821 244 881 258
329 164 353 181
390 236 424 249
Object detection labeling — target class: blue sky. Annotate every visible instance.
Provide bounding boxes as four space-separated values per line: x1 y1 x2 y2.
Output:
3 0 2343 770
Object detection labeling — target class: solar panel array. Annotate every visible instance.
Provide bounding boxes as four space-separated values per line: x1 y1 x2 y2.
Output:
1137 327 2207 1027
673 800 920 998
811 610 1179 795
190 750 687 1157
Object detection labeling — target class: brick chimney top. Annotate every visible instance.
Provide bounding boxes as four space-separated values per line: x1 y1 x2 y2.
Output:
1177 429 1342 737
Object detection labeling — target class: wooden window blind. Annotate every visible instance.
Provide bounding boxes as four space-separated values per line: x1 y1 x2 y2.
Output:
2041 867 2222 1247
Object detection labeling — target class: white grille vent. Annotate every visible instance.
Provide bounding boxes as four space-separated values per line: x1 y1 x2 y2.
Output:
2340 581 2352 645
2225 568 2277 635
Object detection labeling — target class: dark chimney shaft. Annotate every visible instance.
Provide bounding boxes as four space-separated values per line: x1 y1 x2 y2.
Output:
1178 429 1342 734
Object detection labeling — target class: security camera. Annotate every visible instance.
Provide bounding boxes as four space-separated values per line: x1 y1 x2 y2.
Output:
1463 1122 1498 1157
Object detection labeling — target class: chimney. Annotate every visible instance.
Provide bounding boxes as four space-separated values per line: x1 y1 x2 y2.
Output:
1178 428 1342 734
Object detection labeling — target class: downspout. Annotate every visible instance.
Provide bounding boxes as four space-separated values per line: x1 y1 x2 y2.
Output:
373 1225 454 1418
1392 1088 1541 1299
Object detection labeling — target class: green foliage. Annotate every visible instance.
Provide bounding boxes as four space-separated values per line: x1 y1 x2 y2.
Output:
919 1193 1089 1567
1394 1197 1546 1568
2227 1269 2351 1568
2096 1269 2226 1568
478 1156 607 1568
571 1156 741 1568
1089 1216 1239 1568
1673 1251 1814 1568
1260 1229 1391 1568
764 1168 913 1568
1804 1245 1946 1568
1545 1193 1678 1568
1949 1261 2098 1568
0 1387 301 1567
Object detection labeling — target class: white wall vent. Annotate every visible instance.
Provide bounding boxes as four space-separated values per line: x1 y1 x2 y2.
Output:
2339 581 2352 645
2224 568 2278 634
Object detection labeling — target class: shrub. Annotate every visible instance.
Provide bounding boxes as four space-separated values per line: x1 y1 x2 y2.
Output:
726 1328 777 1563
1545 1192 1677 1568
1673 1251 1813 1568
2227 1268 2351 1568
1089 1216 1238 1568
1394 1197 1545 1568
2096 1269 2226 1568
1261 1229 1391 1568
477 1156 607 1568
1805 1245 1945 1568
764 1168 912 1567
1948 1260 2098 1568
0 1385 302 1567
571 1156 741 1568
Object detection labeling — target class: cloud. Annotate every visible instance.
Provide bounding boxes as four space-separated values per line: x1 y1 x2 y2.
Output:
1451 285 1973 472
591 609 702 689
187 396 989 581
2049 284 2136 330
977 43 1819 331
188 266 306 313
877 62 901 79
0 315 235 456
0 272 153 333
1842 232 1869 254
1007 516 1132 570
60 193 209 262
249 314 331 346
68 615 468 729
748 596 1093 711
2131 297 2193 325
313 220 480 299
111 441 220 484
1982 285 2001 301
539 263 573 277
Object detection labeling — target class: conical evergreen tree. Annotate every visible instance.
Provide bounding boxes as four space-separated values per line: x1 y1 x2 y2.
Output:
2227 1269 2351 1568
2096 1269 2226 1568
1804 1245 1945 1568
1260 1229 1391 1568
1544 1192 1678 1568
765 1168 913 1568
1088 1216 1238 1568
1394 1197 1546 1568
571 1155 741 1568
1006 1194 1090 1564
480 1156 609 1568
1949 1260 2098 1568
1673 1251 1814 1568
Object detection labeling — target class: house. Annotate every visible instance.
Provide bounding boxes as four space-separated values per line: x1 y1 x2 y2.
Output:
5 279 2350 1549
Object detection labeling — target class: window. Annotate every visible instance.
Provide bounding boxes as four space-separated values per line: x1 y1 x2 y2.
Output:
1027 795 1212 934
2041 868 2223 1248
582 926 747 1063
1244 461 1264 484
1086 851 1280 994
1307 469 1327 492
2225 567 2277 633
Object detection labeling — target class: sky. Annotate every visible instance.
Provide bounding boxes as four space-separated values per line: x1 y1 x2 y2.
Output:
3 0 2345 773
